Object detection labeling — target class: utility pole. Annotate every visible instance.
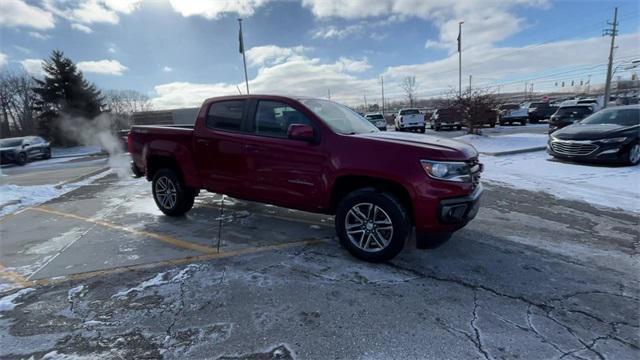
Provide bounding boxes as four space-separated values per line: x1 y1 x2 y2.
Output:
364 92 368 111
380 76 385 116
327 89 331 100
587 74 592 94
530 83 534 98
468 75 472 93
458 21 464 98
603 7 618 108
524 82 528 101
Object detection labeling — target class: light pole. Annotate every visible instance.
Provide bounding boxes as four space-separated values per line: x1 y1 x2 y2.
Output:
458 21 464 98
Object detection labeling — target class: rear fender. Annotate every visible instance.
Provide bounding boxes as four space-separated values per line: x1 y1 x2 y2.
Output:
143 140 201 188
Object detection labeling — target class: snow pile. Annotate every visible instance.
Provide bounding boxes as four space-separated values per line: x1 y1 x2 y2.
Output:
0 288 34 313
481 152 640 212
112 264 200 298
455 133 548 154
0 170 110 216
51 146 103 158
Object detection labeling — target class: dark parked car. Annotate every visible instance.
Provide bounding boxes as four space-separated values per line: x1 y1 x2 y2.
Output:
0 136 51 165
548 105 640 165
527 102 558 123
548 104 594 133
430 108 462 130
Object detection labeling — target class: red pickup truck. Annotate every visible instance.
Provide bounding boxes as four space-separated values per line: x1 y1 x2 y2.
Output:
129 95 483 262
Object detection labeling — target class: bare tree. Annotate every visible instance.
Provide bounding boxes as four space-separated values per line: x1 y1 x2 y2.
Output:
449 88 499 134
400 76 418 108
0 71 37 138
103 89 153 129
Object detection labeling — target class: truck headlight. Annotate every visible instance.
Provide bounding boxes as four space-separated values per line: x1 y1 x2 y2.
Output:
597 137 627 144
421 160 472 182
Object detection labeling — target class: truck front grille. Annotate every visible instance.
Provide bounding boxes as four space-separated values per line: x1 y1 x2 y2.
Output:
550 140 598 156
468 158 482 187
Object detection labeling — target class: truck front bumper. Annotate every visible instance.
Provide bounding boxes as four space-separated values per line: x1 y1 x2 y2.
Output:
437 183 483 224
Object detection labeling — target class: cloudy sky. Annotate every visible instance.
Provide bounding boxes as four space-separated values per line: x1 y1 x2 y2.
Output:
1 0 639 109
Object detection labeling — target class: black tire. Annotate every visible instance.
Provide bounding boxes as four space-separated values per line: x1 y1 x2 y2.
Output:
435 125 441 131
43 148 51 159
16 152 27 166
490 123 496 128
499 122 505 126
335 188 410 262
416 232 452 250
151 169 195 216
623 142 640 166
418 127 425 133
456 125 462 130
520 120 527 126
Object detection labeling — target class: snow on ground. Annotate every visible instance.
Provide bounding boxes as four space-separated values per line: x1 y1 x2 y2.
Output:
0 288 34 313
455 133 548 154
112 264 200 298
51 146 103 158
481 151 640 212
0 170 111 217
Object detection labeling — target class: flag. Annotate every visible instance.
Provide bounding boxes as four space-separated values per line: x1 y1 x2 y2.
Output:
238 21 244 54
457 31 461 53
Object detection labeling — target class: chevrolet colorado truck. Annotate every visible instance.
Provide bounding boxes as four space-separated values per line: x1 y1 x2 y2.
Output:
129 95 483 262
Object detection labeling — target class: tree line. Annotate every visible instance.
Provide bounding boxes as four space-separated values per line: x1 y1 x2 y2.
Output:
0 50 152 145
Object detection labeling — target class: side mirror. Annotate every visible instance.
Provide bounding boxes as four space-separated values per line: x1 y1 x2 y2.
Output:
287 124 315 142
22 143 29 148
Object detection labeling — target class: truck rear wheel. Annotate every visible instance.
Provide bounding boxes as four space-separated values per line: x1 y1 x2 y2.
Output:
152 169 195 216
335 188 409 262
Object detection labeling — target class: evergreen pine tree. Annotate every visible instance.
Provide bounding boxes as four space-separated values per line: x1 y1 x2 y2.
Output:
33 50 103 145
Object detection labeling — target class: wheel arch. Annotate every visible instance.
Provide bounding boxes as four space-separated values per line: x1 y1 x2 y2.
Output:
330 175 414 224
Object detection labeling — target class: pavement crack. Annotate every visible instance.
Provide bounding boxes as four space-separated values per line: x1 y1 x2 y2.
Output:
470 291 491 360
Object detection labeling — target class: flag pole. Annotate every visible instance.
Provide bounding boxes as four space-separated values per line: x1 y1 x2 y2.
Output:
238 18 250 95
458 21 464 99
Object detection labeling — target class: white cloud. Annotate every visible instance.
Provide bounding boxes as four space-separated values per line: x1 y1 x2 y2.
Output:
245 45 308 67
150 48 375 109
313 24 363 39
44 0 141 25
21 59 44 77
77 59 128 75
163 66 173 72
0 0 55 30
28 32 50 39
150 32 640 109
302 0 550 50
0 53 8 68
169 0 270 20
71 23 93 33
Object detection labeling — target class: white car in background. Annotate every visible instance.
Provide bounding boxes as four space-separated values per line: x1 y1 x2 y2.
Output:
364 113 388 131
394 108 425 132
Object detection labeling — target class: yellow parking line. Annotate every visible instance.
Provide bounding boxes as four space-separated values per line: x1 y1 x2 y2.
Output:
29 206 218 255
33 238 327 287
0 263 32 288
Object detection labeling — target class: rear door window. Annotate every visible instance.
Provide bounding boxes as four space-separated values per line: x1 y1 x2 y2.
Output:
206 100 246 131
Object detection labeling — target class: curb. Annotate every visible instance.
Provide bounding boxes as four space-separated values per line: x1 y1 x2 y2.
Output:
54 166 110 189
480 146 547 157
51 152 106 159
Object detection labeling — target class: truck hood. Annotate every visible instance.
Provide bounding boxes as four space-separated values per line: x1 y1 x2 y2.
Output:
553 123 639 140
356 131 478 160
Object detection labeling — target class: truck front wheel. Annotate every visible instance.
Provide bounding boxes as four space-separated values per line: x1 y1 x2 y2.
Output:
335 189 409 262
152 169 195 216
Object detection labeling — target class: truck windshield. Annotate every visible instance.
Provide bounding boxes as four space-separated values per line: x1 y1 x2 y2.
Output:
300 99 378 134
400 109 419 115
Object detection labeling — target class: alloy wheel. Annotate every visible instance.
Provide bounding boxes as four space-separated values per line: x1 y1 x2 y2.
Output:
345 203 394 252
155 176 177 209
630 144 640 165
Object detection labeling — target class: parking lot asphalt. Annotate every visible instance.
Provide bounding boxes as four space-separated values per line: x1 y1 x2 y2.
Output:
1 171 638 359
